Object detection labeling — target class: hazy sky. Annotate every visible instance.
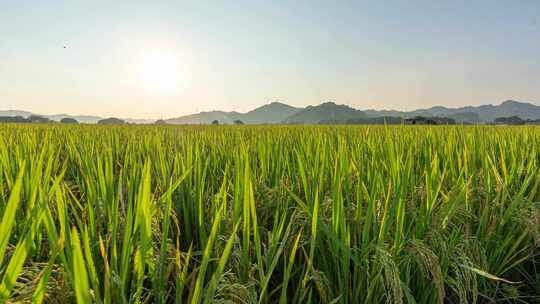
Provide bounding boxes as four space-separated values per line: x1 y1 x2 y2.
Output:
1 1 540 118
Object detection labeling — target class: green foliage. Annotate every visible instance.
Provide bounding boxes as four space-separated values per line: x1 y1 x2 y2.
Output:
0 124 539 303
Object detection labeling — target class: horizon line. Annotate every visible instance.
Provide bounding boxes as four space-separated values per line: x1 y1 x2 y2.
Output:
1 98 537 120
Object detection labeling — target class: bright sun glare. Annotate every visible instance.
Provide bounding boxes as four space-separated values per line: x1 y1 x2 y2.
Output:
137 51 181 95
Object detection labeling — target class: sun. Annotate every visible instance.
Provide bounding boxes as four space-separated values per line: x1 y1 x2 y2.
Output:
137 51 182 95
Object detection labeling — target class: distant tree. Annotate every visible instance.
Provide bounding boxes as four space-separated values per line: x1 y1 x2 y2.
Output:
494 116 524 125
233 120 244 125
97 117 126 125
405 116 426 125
0 116 31 123
404 116 455 125
154 119 167 125
28 115 51 123
60 117 79 124
211 120 219 125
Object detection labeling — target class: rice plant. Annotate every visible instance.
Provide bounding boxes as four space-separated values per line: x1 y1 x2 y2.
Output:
0 124 539 303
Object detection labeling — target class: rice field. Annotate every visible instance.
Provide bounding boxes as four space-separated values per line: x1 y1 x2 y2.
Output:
0 124 539 303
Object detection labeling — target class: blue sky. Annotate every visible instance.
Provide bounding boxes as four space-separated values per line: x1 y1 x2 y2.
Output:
1 1 539 118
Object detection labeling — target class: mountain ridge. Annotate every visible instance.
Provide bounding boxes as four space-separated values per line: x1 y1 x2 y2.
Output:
3 99 540 124
282 102 365 124
165 101 300 124
164 99 540 124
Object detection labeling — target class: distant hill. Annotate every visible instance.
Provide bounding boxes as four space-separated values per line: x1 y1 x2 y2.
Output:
165 102 300 124
282 102 366 124
365 100 540 123
167 101 366 125
445 112 482 124
407 100 540 121
166 111 243 124
460 100 540 121
98 117 126 125
242 102 300 124
363 109 406 117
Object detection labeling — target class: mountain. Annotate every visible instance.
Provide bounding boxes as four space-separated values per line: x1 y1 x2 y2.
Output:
165 102 300 124
364 109 406 117
461 100 540 121
282 102 366 124
4 99 540 125
165 111 243 124
243 102 300 124
365 100 540 123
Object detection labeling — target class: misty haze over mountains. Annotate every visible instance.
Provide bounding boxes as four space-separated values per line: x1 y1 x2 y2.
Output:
2 100 540 124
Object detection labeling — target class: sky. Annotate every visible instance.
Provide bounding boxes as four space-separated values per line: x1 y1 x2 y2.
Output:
1 0 540 118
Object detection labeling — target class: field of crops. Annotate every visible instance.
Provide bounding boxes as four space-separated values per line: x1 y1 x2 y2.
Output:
0 125 539 303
